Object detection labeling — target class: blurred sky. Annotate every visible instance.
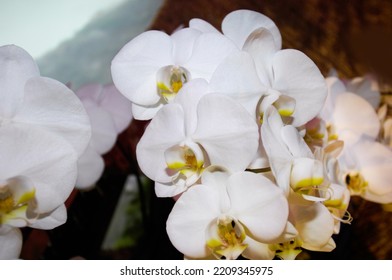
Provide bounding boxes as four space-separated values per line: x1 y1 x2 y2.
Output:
0 0 164 88
0 0 126 58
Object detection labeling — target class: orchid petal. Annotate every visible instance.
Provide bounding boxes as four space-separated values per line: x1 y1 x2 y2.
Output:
136 104 186 183
185 32 238 79
320 77 345 123
167 184 221 259
332 93 380 139
0 227 22 259
280 125 313 158
172 28 202 64
83 101 117 154
131 102 162 121
227 172 288 242
200 166 231 213
189 18 220 34
193 94 259 172
272 49 327 126
154 181 188 198
222 9 281 50
75 83 103 102
30 204 67 230
0 45 39 118
111 30 173 106
76 145 105 189
346 75 380 109
290 158 324 191
291 202 335 249
261 107 293 195
14 77 91 157
243 28 278 86
174 79 208 136
208 51 266 119
100 84 133 133
0 125 77 213
242 236 275 260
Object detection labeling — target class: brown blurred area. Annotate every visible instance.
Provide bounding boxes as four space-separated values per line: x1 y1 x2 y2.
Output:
150 0 392 88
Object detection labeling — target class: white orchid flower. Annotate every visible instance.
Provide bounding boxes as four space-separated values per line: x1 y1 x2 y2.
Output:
0 45 91 157
320 77 380 141
338 131 392 204
166 167 288 259
75 83 132 189
0 226 22 259
209 27 327 127
190 9 282 50
111 28 238 120
261 106 327 200
136 79 259 197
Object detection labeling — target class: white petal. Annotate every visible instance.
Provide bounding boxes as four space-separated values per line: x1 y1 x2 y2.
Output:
75 144 105 189
242 236 275 260
290 158 324 191
193 94 259 172
84 101 117 154
320 77 346 123
185 33 238 79
75 83 103 103
291 202 335 249
0 125 78 213
346 75 380 109
243 28 278 86
154 181 188 198
174 78 208 136
100 84 133 133
332 93 380 139
0 45 39 118
14 77 91 157
136 104 186 183
227 172 288 242
189 18 220 33
131 102 162 121
222 9 281 49
30 204 67 230
272 49 327 126
111 30 173 106
201 166 232 213
247 139 270 169
261 107 293 194
209 51 266 119
0 227 22 259
172 28 202 64
167 184 221 259
280 125 313 158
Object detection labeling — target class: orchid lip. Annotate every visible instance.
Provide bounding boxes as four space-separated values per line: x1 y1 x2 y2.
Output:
0 178 37 225
157 65 191 102
206 216 247 260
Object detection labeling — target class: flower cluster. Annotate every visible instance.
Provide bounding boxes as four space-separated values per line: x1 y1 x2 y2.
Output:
112 9 392 259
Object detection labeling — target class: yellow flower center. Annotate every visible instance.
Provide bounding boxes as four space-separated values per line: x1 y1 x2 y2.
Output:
0 190 14 213
269 239 303 260
207 218 247 260
157 65 190 102
345 171 368 195
0 183 36 225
